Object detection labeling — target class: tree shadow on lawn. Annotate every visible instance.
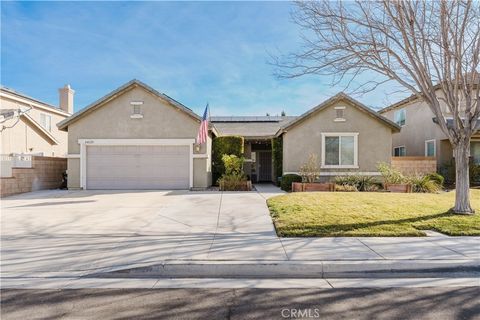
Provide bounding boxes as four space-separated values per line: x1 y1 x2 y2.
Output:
276 211 467 237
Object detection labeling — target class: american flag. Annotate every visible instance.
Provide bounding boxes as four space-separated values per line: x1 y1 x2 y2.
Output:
196 104 209 144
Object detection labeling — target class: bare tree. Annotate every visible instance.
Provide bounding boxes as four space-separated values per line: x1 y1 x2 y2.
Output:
273 0 480 214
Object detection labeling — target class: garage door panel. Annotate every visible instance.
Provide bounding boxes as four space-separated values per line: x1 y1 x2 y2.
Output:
86 145 190 189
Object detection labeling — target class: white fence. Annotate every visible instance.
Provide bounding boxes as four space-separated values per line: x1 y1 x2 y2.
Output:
0 154 36 177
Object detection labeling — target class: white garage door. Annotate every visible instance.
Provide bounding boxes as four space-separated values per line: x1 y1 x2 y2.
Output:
86 145 190 189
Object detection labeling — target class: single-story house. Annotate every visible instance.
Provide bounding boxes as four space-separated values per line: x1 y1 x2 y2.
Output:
212 93 400 182
58 80 400 190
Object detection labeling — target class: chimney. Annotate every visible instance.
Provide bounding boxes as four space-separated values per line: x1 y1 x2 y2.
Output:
59 84 74 114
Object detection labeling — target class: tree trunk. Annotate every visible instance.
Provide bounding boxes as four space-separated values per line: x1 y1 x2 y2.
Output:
453 140 474 214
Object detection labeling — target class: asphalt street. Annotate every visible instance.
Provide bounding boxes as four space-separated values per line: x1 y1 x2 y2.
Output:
2 287 479 320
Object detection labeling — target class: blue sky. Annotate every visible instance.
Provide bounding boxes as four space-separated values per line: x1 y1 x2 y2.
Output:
1 1 408 116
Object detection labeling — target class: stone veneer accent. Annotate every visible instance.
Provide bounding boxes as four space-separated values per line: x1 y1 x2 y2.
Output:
1 156 67 197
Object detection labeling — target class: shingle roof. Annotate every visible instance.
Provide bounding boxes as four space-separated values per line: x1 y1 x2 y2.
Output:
277 92 400 134
0 86 70 116
58 79 202 131
211 116 297 138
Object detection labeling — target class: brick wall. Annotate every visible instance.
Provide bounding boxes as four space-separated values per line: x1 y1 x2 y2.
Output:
1 156 67 197
391 156 437 176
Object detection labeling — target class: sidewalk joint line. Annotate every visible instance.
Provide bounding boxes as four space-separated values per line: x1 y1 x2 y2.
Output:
324 278 334 288
423 238 469 258
207 191 223 257
357 239 387 260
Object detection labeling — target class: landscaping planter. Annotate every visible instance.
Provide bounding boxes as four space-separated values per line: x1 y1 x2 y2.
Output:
292 182 335 192
219 180 252 191
385 183 412 193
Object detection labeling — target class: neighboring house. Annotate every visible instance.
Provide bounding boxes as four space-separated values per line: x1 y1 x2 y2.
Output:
57 79 216 190
0 85 73 157
58 80 399 190
379 90 480 168
212 93 400 182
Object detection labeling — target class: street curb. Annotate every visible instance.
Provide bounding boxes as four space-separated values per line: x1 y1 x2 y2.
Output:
88 259 480 279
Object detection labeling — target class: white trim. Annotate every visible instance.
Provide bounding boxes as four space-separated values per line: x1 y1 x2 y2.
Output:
334 106 346 110
130 114 144 119
321 132 359 168
393 145 406 157
334 118 346 122
67 154 80 159
193 154 208 159
78 138 195 189
284 171 381 176
425 139 436 157
78 139 195 146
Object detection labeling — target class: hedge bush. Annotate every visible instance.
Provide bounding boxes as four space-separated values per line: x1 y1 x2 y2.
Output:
280 174 302 192
272 137 283 185
212 136 244 184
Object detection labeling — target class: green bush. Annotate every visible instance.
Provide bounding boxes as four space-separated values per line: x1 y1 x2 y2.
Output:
280 174 302 192
425 172 445 187
272 137 283 186
334 175 380 192
218 154 248 191
212 136 244 184
408 175 442 193
222 154 244 176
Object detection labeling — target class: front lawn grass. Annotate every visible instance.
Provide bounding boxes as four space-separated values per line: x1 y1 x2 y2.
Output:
267 190 480 237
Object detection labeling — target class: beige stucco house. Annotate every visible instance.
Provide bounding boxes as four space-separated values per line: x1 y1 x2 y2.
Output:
0 85 72 157
58 80 398 190
379 89 480 168
58 80 215 190
212 93 400 182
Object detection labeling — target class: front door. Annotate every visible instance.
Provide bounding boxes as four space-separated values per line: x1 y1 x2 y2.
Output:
257 151 272 182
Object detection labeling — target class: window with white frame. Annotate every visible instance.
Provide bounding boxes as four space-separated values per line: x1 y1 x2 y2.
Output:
425 140 436 157
394 108 406 126
40 113 51 131
394 146 406 157
322 133 358 167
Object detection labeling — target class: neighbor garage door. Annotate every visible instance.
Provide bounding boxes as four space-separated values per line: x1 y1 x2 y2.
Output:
86 145 190 189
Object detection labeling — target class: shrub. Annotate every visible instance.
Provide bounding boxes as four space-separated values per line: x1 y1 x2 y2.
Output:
299 153 321 183
439 159 480 186
408 175 442 193
280 174 302 192
272 137 283 186
334 175 380 192
335 184 358 192
222 154 244 176
377 162 406 185
212 136 244 184
218 154 248 191
425 172 445 187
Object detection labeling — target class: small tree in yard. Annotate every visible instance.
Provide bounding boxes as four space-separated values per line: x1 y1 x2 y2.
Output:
273 1 479 214
299 153 321 183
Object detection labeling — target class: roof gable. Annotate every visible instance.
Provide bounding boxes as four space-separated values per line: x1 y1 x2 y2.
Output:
57 80 201 131
277 93 400 135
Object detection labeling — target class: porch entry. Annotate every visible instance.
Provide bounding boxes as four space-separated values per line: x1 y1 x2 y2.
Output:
257 151 272 182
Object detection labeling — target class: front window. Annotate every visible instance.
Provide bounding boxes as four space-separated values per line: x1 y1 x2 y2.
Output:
472 141 480 165
425 140 436 157
394 146 406 157
322 133 358 167
394 108 406 126
40 113 51 131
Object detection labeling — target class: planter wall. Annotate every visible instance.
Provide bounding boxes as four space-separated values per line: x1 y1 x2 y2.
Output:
219 180 252 191
292 182 335 192
385 183 412 193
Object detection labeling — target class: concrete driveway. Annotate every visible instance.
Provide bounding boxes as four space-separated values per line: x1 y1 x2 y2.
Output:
1 187 287 276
